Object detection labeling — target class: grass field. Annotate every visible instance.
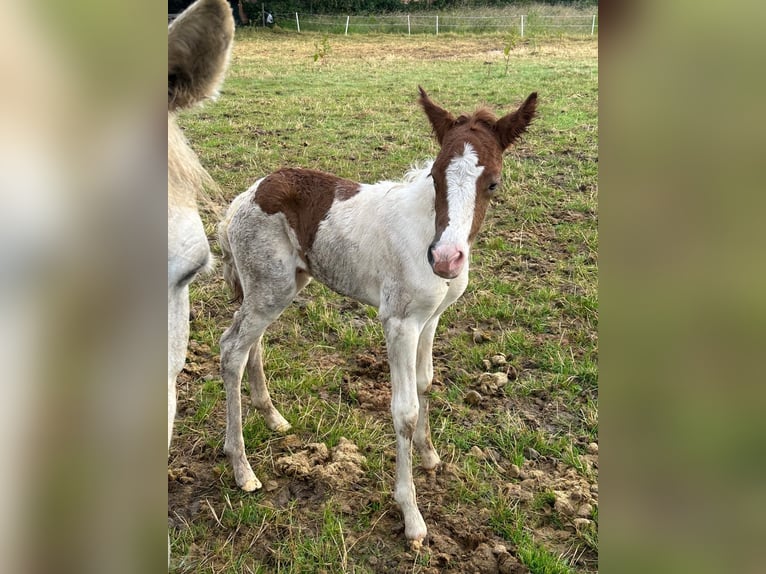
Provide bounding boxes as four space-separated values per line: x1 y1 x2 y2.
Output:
169 29 598 574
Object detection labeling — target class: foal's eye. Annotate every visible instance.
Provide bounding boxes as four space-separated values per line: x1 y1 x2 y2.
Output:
488 182 499 193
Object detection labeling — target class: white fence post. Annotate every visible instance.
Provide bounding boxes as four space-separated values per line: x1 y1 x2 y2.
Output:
345 15 350 35
295 12 300 33
407 14 411 36
520 15 525 37
436 15 439 36
591 14 596 35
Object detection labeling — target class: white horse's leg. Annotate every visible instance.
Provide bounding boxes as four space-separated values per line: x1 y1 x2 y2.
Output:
383 315 427 547
168 376 176 453
414 316 441 470
220 306 265 491
246 335 290 432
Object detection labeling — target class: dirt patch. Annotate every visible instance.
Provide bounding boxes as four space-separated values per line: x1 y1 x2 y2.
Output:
341 351 392 411
168 459 220 528
275 437 367 490
235 35 597 67
170 333 597 573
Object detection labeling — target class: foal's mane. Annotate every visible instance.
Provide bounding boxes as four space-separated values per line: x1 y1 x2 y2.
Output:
454 108 498 131
376 161 435 195
402 160 435 184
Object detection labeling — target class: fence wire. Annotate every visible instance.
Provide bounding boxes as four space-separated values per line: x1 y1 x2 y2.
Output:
269 13 598 36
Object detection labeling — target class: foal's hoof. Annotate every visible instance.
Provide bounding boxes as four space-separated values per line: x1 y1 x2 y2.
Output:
235 467 262 491
420 453 441 471
404 515 427 549
264 410 292 433
240 476 262 492
271 420 292 433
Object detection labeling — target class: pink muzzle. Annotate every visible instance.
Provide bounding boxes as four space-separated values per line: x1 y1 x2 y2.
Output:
428 243 466 279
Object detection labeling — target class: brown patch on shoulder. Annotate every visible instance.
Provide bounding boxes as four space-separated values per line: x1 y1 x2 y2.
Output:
254 168 360 254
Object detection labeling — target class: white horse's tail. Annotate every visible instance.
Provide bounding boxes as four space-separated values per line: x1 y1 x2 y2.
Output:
217 191 250 303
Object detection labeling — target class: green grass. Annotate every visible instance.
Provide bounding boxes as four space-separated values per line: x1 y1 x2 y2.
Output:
170 30 597 574
490 501 578 574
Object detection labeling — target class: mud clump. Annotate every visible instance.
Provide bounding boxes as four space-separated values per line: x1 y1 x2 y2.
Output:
275 437 366 489
466 543 529 574
472 371 509 398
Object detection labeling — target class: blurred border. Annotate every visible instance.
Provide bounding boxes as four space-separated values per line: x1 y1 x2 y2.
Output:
0 1 165 572
601 0 766 572
3 0 765 572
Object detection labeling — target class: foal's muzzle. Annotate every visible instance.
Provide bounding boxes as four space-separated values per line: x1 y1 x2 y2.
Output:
428 242 465 279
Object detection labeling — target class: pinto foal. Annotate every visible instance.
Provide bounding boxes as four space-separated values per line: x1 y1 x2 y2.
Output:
218 89 537 546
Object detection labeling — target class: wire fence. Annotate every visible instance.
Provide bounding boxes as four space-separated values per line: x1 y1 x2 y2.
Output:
271 13 598 36
169 11 599 36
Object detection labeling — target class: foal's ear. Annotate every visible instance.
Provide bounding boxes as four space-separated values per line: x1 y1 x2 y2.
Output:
168 0 235 111
418 86 456 145
494 92 538 150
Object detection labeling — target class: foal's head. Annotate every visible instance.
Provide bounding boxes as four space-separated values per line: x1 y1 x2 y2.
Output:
419 88 537 279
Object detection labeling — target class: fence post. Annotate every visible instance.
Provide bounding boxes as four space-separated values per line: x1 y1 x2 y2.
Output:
261 3 265 27
295 12 300 33
345 15 350 35
520 15 525 37
436 15 439 36
591 14 596 36
407 14 411 36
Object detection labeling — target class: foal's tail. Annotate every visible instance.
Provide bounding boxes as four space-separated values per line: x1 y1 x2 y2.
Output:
217 191 250 304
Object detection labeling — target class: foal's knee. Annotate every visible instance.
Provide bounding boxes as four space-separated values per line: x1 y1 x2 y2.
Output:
392 402 419 440
219 325 240 363
219 338 238 369
220 311 249 354
416 375 433 396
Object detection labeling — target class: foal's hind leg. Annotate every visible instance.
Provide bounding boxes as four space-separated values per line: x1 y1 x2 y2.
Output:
245 270 310 433
220 305 267 491
246 335 290 432
220 267 306 492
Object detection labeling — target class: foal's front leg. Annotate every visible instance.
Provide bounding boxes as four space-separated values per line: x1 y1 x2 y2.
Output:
414 278 468 469
414 316 441 470
383 315 428 547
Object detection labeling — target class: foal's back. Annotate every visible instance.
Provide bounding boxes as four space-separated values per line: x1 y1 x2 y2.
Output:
227 165 441 308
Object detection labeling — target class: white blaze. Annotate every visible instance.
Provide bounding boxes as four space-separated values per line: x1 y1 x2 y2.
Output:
438 143 483 248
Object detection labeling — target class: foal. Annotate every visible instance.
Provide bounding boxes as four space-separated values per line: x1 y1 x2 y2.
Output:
218 88 537 546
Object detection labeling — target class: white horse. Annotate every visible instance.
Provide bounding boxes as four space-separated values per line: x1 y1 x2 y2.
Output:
217 88 537 547
168 0 233 456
